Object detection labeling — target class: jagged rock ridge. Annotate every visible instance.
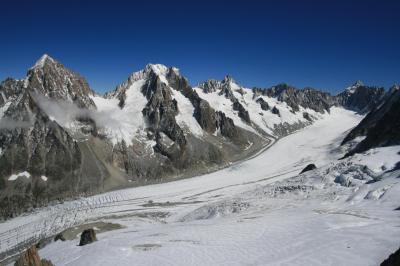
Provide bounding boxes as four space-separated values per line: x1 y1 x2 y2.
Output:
342 85 400 155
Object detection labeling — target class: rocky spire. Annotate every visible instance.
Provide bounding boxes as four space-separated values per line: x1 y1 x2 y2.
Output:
352 80 364 87
30 54 56 70
25 54 96 109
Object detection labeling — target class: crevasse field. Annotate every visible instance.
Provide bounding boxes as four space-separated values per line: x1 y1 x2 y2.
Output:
2 108 400 266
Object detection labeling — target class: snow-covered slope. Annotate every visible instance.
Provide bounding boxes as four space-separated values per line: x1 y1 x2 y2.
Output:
3 107 399 266
92 64 204 146
195 77 325 137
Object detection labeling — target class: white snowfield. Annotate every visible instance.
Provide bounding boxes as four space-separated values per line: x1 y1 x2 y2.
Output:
1 107 400 266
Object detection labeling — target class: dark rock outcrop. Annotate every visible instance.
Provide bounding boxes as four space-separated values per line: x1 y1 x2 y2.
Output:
0 56 111 219
381 247 400 266
167 68 252 144
25 54 96 109
256 97 269 111
198 76 251 124
303 112 312 121
79 228 97 246
343 87 400 155
336 81 385 113
54 232 66 242
256 84 336 113
300 164 317 174
142 73 187 150
272 106 280 116
14 246 54 266
167 69 218 134
232 100 251 123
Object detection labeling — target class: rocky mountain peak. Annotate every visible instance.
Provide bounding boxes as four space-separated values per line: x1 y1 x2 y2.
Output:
145 63 169 75
345 80 365 93
198 79 222 93
389 84 399 93
120 64 178 88
198 75 239 94
222 75 234 84
352 80 364 87
337 81 385 113
30 54 56 70
24 54 96 109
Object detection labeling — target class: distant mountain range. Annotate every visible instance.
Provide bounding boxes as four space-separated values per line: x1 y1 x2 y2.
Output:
0 54 396 219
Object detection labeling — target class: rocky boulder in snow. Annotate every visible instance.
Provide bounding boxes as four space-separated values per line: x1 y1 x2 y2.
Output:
54 232 66 242
300 164 317 174
79 228 97 246
14 246 54 266
256 97 269 110
271 106 280 116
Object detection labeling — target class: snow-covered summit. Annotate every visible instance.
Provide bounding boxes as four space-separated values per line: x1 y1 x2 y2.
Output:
30 54 56 70
198 75 239 94
346 80 365 93
123 63 178 85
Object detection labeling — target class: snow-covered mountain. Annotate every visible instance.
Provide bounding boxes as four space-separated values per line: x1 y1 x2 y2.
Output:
342 84 400 155
0 55 389 219
336 80 386 113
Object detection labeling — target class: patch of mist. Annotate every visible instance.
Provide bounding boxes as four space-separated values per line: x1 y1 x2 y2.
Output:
31 92 122 130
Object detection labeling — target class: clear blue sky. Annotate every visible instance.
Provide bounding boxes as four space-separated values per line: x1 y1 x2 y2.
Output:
1 0 399 94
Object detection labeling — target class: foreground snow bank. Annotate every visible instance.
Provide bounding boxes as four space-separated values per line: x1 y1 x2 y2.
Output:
39 145 400 266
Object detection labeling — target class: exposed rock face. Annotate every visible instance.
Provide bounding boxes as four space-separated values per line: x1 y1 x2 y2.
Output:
54 232 66 242
167 69 217 134
197 79 221 93
199 76 251 124
141 72 186 153
232 100 251 123
14 246 54 266
303 112 312 121
271 106 280 116
256 84 337 113
25 54 96 109
343 87 400 155
0 78 87 218
0 56 112 219
336 81 385 113
300 164 317 174
256 97 269 111
381 247 400 266
79 228 97 246
167 68 247 143
252 81 384 115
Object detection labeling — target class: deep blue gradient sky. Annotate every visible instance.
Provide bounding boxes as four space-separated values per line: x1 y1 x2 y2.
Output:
1 0 399 94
